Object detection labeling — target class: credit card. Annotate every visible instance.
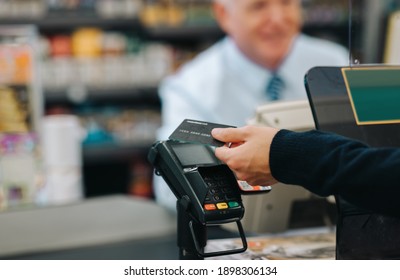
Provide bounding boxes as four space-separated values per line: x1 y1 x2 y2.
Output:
169 119 236 147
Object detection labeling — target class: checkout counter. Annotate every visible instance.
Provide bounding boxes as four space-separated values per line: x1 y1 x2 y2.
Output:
0 195 245 260
0 195 179 259
0 194 335 260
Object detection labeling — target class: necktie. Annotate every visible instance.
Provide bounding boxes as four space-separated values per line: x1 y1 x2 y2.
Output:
266 74 284 101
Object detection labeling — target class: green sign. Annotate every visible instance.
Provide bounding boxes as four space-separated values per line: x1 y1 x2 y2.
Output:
342 67 400 125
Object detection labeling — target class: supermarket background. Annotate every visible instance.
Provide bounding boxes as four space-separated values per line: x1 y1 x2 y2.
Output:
0 1 400 258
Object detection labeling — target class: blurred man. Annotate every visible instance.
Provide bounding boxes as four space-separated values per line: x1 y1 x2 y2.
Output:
154 0 348 211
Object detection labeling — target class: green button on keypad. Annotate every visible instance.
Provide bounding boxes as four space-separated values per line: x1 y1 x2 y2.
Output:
228 201 240 208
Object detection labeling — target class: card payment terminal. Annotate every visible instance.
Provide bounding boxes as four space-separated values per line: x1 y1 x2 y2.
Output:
148 140 245 225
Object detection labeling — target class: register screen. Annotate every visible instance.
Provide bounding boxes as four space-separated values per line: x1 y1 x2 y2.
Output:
342 67 400 125
305 66 400 148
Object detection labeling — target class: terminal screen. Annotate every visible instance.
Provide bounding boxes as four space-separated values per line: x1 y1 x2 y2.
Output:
172 143 216 167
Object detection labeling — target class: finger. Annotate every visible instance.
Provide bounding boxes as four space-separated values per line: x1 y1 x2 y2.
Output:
214 145 232 162
211 127 246 143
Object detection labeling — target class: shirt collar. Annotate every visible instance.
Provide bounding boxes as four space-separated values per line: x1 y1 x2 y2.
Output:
277 35 302 83
223 36 304 93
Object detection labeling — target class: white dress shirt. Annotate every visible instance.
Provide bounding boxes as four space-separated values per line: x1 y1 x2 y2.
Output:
154 34 349 212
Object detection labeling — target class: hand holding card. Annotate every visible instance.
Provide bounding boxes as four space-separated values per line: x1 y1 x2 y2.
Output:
169 119 236 147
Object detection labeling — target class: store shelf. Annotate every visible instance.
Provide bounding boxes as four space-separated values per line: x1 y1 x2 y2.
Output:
44 86 160 105
0 16 140 32
303 21 349 30
83 141 153 163
302 22 350 45
0 16 223 40
144 24 223 42
8 18 223 40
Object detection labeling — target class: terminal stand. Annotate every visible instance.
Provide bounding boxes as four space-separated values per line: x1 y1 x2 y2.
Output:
176 197 248 260
177 199 206 260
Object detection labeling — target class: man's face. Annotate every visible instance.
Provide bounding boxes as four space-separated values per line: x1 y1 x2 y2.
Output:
215 0 302 70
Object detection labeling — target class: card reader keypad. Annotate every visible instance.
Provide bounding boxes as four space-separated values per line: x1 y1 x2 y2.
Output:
202 171 241 211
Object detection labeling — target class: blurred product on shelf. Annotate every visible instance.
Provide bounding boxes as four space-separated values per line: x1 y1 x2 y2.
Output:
0 43 33 85
185 0 214 25
39 114 85 205
82 116 114 145
49 34 72 57
102 32 127 56
79 107 161 145
0 0 216 23
0 87 29 133
40 30 173 90
0 133 43 210
72 28 103 58
0 0 46 19
128 159 153 198
139 0 214 27
0 0 142 19
302 0 354 24
139 0 186 27
46 0 97 12
96 0 143 18
0 25 45 210
0 25 43 133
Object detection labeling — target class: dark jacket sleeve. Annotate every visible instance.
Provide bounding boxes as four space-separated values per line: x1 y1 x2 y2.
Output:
270 129 400 217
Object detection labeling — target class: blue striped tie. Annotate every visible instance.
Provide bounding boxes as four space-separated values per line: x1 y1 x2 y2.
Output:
266 74 284 101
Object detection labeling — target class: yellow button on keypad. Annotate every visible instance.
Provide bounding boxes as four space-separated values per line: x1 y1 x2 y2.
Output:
216 202 228 209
